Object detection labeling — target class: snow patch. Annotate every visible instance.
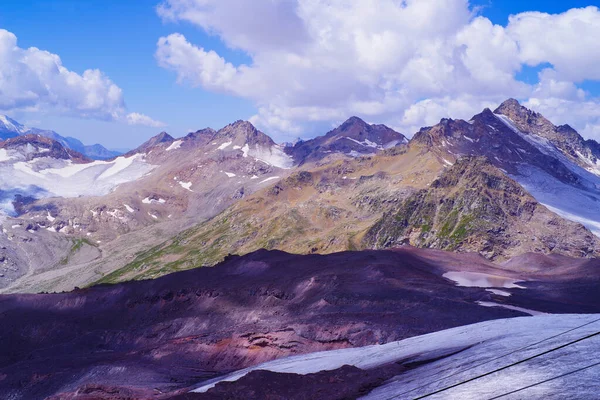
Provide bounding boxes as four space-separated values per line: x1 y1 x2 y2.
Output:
486 289 511 297
260 176 280 184
165 140 183 151
217 141 232 150
178 181 193 192
142 197 166 205
123 204 135 213
0 149 14 162
224 172 236 178
443 271 526 289
511 165 600 237
244 144 294 169
476 301 546 316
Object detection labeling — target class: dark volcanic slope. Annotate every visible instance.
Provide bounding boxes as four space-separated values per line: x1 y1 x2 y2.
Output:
0 247 571 400
2 248 600 399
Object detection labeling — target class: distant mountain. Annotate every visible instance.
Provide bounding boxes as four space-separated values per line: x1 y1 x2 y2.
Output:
128 120 294 169
0 115 28 139
0 134 90 163
286 116 407 165
0 115 122 160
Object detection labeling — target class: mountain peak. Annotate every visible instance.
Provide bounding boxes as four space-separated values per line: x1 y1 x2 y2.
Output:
0 114 28 139
185 127 216 143
217 120 275 147
287 117 406 165
154 131 175 142
493 98 529 116
128 131 175 155
340 116 368 128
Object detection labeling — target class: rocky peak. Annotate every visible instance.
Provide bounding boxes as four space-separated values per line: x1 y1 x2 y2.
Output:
287 117 406 165
216 120 276 147
494 98 523 114
128 131 175 155
185 127 216 141
336 116 370 134
493 98 552 134
152 131 175 144
494 100 600 165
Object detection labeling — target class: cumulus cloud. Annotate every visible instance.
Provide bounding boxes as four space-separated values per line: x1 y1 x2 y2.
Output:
156 1 600 141
126 112 167 128
0 29 164 127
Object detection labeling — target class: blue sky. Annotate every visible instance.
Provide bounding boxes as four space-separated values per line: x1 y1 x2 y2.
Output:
1 0 599 148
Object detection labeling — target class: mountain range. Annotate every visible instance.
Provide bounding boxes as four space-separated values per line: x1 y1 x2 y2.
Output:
1 99 600 398
1 99 600 293
0 115 123 160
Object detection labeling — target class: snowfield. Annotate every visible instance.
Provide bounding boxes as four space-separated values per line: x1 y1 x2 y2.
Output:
0 151 155 214
511 165 600 237
241 143 294 169
192 314 600 399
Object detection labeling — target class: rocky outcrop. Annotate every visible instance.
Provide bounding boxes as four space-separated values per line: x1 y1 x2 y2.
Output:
363 157 600 260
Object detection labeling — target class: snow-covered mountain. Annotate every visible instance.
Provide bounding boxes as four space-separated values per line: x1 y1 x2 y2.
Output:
412 99 600 238
0 115 28 139
0 120 296 292
3 101 600 294
0 115 122 160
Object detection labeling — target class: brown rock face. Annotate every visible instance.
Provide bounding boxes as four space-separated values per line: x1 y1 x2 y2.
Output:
364 157 600 260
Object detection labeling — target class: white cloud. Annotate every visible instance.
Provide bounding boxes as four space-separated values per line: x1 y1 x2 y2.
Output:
126 112 166 128
0 29 162 128
156 1 600 141
507 6 600 82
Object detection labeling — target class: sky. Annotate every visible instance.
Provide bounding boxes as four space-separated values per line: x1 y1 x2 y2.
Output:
0 0 599 149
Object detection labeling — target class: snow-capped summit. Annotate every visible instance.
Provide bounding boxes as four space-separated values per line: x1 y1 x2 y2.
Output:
0 115 28 139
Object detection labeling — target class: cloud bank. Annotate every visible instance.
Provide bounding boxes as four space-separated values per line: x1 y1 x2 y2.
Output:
0 29 164 128
156 0 600 140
